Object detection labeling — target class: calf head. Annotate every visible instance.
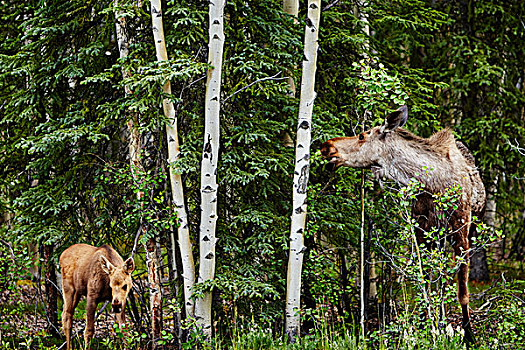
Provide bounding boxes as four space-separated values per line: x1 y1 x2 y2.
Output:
320 106 408 169
100 255 135 313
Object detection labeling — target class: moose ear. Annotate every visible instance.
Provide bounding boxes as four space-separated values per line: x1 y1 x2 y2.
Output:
99 255 116 275
380 105 408 133
124 257 135 274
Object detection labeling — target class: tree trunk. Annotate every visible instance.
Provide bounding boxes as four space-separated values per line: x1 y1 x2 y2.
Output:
470 174 497 281
194 0 225 340
281 0 299 148
149 0 196 320
43 244 59 336
285 0 321 343
145 236 162 341
359 171 366 339
283 0 298 96
115 0 163 341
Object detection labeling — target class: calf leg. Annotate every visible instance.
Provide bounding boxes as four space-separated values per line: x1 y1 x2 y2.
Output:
61 282 80 350
84 297 97 350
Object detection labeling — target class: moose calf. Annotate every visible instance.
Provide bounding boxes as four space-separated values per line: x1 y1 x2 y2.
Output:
60 244 135 350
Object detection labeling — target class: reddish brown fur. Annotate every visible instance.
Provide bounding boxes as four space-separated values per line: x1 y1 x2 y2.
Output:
321 106 485 344
60 244 134 350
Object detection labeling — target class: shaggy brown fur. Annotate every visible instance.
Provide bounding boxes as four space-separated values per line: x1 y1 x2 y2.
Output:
60 244 134 350
320 106 486 344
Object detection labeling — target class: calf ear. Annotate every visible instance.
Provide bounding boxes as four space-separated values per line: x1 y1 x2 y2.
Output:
99 255 116 275
124 257 135 274
380 105 408 133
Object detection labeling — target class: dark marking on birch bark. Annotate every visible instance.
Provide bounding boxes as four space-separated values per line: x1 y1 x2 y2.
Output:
205 252 214 259
169 136 175 143
305 18 313 27
202 185 215 193
309 3 318 9
151 6 162 18
213 20 220 25
298 246 307 254
204 136 212 153
303 54 308 62
298 144 304 148
297 228 304 234
299 120 309 129
203 236 210 241
211 96 218 101
297 164 309 194
295 206 304 214
213 34 220 40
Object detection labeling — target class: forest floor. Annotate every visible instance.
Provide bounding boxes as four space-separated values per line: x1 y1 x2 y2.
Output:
1 282 123 349
1 261 524 349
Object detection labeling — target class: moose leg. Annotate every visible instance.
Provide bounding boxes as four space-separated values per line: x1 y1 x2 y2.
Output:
454 221 476 345
84 297 97 350
61 282 80 350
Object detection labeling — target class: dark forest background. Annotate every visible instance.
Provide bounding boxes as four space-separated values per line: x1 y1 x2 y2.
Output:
1 0 524 349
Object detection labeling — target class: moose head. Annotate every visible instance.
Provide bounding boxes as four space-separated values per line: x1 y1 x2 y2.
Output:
100 255 135 313
321 105 408 170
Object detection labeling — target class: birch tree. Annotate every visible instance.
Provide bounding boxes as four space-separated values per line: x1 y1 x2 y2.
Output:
194 0 225 339
149 0 196 320
114 0 163 340
285 0 321 342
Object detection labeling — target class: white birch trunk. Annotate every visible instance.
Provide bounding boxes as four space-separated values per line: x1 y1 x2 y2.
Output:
285 0 321 342
149 0 196 319
194 0 225 339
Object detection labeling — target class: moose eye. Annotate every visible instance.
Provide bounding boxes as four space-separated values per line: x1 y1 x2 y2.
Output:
358 134 364 140
122 285 127 291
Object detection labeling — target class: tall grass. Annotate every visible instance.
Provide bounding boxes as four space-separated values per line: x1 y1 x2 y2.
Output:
222 321 469 350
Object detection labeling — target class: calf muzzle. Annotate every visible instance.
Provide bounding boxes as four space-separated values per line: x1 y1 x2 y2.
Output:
112 303 122 313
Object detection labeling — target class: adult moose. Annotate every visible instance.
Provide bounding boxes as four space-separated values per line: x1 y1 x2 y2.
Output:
60 244 135 350
320 106 485 344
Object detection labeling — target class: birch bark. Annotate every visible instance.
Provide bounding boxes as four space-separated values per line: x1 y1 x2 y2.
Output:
285 0 321 342
194 0 225 339
115 0 162 340
149 0 196 319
